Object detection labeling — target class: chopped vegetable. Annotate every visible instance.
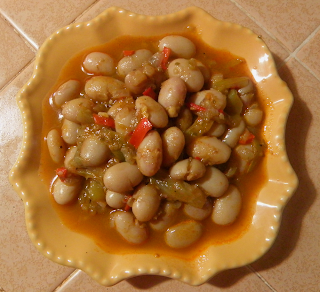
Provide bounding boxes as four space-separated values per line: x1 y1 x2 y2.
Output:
225 89 243 115
186 102 206 112
93 114 115 128
128 118 153 148
239 128 255 145
56 167 69 181
143 87 157 100
123 50 135 56
161 47 171 70
150 177 206 208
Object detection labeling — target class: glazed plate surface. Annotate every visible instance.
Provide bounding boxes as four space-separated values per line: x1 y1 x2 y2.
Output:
9 6 298 286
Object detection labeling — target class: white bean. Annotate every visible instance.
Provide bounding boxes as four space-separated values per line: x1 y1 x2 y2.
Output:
196 60 210 83
159 36 196 59
124 69 152 95
107 97 135 119
64 146 77 172
165 220 203 248
83 52 115 76
137 130 162 177
80 135 111 167
189 88 226 111
161 127 185 168
158 77 187 117
84 76 130 101
183 199 212 220
135 96 168 128
186 136 231 165
149 201 181 231
61 97 94 124
117 49 153 78
193 166 229 198
169 158 206 181
112 211 148 244
222 119 246 148
52 177 83 205
53 80 81 107
47 129 66 163
61 119 80 145
167 58 204 92
175 106 193 131
115 107 137 136
206 123 226 137
106 190 128 209
103 162 143 193
212 185 242 225
244 108 263 126
132 184 161 222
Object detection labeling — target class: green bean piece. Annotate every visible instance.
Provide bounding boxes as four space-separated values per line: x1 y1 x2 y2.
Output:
225 89 243 115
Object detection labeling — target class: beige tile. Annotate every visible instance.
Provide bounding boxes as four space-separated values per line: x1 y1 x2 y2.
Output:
0 16 34 90
233 0 320 52
55 267 272 292
250 58 320 291
0 0 97 49
297 29 320 80
75 0 289 67
0 63 74 292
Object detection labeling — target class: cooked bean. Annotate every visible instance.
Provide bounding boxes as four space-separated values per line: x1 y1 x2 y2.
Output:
222 119 246 148
124 69 152 95
83 52 115 76
169 158 206 181
196 60 210 82
137 130 162 176
117 49 153 78
161 127 185 168
244 107 263 126
112 211 148 244
149 201 181 231
132 184 161 222
84 76 130 102
158 77 187 117
165 220 203 248
53 80 81 107
206 122 226 137
212 185 242 225
167 58 204 92
115 107 137 136
64 146 77 171
159 36 196 59
61 119 80 145
189 88 226 111
193 166 229 197
61 97 94 124
80 135 111 167
105 190 128 209
103 162 143 193
186 136 231 165
107 97 135 119
47 129 66 163
52 177 83 205
183 199 212 220
175 107 193 131
135 96 168 128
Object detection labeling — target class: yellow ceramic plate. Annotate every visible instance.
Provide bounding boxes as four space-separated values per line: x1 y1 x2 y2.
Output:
9 6 298 286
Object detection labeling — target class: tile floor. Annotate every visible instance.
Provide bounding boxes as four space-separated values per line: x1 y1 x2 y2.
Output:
1 0 319 291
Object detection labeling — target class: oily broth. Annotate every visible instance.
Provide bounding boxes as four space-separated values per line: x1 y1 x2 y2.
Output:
40 32 267 260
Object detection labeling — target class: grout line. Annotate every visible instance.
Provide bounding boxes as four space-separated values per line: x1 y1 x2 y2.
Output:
70 0 101 24
229 0 291 53
0 57 35 94
52 269 81 291
247 265 278 292
0 11 38 52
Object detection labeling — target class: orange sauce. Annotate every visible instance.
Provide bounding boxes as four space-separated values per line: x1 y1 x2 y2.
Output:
40 32 267 260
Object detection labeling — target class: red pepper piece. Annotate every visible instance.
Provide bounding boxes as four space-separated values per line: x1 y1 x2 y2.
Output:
128 117 153 149
143 87 157 100
161 47 171 70
123 50 135 56
93 114 115 128
239 129 255 145
56 167 69 181
186 102 206 112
